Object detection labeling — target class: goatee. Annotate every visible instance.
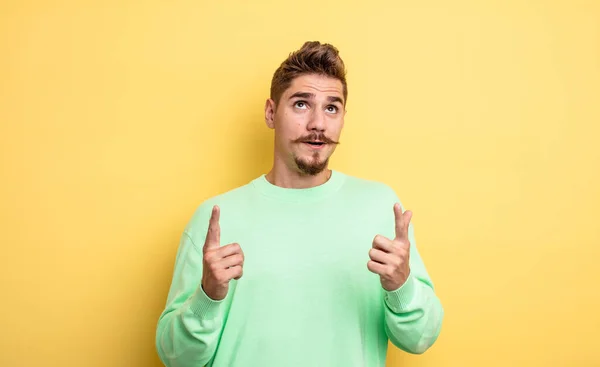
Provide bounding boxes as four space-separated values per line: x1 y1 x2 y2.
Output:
295 156 329 176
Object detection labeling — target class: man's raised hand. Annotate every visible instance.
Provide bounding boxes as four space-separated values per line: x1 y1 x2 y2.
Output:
367 203 412 292
201 205 244 301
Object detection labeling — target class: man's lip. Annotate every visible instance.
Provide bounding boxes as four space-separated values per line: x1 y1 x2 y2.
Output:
303 142 327 150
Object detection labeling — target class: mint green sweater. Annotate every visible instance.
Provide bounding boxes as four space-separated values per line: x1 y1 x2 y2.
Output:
156 170 443 366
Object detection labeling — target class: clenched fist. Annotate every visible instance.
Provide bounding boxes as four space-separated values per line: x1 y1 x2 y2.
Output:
367 203 413 292
201 205 244 301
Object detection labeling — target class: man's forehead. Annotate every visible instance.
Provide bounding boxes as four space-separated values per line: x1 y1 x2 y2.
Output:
286 75 344 98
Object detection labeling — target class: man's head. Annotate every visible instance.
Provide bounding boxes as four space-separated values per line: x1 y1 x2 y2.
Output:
265 41 347 176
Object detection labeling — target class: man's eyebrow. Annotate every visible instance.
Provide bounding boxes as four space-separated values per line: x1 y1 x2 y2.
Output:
289 92 315 100
288 92 344 105
327 96 344 105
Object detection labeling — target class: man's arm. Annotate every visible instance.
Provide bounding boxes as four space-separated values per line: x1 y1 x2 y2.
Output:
369 187 444 354
156 204 235 367
382 222 444 354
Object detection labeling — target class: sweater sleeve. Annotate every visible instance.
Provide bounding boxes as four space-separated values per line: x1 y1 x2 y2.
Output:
156 216 230 367
381 193 444 354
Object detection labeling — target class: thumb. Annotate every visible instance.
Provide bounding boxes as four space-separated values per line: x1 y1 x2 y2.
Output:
203 205 221 251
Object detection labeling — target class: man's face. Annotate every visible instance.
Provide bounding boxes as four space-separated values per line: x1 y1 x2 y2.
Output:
265 73 346 176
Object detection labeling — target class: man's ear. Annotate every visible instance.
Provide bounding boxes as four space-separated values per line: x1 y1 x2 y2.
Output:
265 98 276 129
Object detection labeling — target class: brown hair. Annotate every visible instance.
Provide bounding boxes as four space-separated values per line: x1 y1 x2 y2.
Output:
270 41 348 105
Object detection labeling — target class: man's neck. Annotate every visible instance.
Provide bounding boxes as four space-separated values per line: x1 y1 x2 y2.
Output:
265 166 332 189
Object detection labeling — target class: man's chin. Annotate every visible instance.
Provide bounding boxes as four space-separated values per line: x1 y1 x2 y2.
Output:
294 157 329 176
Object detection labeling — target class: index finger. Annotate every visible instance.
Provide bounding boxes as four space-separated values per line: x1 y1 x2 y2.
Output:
204 205 221 251
394 203 412 240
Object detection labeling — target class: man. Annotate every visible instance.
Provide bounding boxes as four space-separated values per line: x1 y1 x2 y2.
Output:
155 41 444 367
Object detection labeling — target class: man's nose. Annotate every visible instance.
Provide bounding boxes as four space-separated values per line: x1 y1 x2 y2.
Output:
307 109 326 131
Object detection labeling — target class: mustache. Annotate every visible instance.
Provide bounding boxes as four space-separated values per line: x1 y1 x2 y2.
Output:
293 133 340 145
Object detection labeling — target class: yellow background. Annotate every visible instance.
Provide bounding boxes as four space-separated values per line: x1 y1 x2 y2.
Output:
1 1 599 366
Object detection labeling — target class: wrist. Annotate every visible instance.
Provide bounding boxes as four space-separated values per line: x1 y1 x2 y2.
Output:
201 279 226 301
187 283 226 320
383 271 417 313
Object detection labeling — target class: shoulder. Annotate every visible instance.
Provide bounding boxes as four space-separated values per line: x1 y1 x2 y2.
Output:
339 171 402 204
183 181 254 238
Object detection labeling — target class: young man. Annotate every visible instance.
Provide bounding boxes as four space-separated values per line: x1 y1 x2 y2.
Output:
155 41 444 367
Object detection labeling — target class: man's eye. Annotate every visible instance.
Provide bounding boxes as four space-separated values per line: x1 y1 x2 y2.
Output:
295 101 308 109
326 105 338 113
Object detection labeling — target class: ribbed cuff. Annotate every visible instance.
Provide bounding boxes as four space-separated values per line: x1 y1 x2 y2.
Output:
187 285 225 320
384 272 417 313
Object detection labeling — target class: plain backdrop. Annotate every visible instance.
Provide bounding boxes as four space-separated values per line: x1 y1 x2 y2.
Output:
1 0 599 366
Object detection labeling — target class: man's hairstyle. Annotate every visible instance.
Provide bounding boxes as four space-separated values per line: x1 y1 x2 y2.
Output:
270 41 348 105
